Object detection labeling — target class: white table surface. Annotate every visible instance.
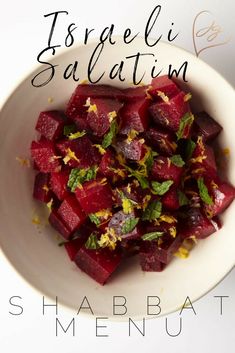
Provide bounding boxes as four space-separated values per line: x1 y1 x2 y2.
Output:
1 1 235 352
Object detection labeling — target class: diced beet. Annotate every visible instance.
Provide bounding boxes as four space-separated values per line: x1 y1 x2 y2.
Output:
145 127 176 156
35 111 66 141
56 136 101 168
64 236 87 261
86 98 122 137
204 180 235 217
115 138 145 161
57 195 86 235
99 150 126 182
50 170 70 200
148 75 180 99
73 115 92 134
49 209 71 239
108 210 142 240
139 242 167 271
66 84 124 119
119 98 150 134
179 208 218 239
31 140 61 173
149 91 190 135
151 156 184 185
191 142 217 178
193 111 222 141
140 232 182 265
75 179 114 214
74 246 122 285
33 172 52 203
162 187 180 210
121 86 148 101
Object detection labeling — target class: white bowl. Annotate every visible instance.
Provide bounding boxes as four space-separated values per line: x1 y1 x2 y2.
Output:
1 37 235 319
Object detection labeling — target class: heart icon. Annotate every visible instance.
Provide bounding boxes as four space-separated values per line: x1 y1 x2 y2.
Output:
192 10 230 57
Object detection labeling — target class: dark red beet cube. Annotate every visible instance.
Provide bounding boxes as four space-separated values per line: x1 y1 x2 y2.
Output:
193 111 222 141
149 91 190 135
139 242 167 272
64 236 87 261
179 208 218 239
148 75 180 99
31 140 61 173
56 136 101 168
145 127 176 156
162 187 180 210
108 210 142 240
119 98 150 134
50 170 70 200
204 180 235 217
75 179 114 214
86 98 122 137
66 84 124 119
74 246 122 285
121 86 148 101
49 209 71 239
151 156 184 185
35 111 65 141
57 195 86 235
191 142 217 178
33 172 52 203
73 115 91 134
115 138 145 161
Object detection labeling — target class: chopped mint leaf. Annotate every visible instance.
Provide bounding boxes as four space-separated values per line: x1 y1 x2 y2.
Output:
124 165 149 189
102 120 118 148
122 217 139 234
85 232 100 249
170 154 185 167
185 139 196 160
145 148 157 172
142 200 162 221
63 124 76 136
141 231 164 241
151 180 173 195
178 190 189 206
89 213 101 226
67 166 98 192
176 113 194 140
197 177 213 205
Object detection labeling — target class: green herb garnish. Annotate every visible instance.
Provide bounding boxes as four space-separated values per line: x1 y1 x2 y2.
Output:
63 124 76 136
142 200 162 221
67 166 98 192
122 217 139 234
102 120 118 148
170 154 185 167
178 190 189 206
185 139 196 160
89 213 101 226
124 165 149 189
141 231 164 241
176 113 194 140
151 180 174 195
197 177 213 205
85 232 100 249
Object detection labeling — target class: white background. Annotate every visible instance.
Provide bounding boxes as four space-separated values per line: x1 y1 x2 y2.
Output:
1 1 235 352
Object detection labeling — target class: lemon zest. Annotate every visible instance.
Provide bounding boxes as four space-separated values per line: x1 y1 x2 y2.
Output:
142 195 151 211
211 180 219 189
68 130 86 140
47 199 53 211
32 215 41 225
159 214 177 224
126 129 139 144
63 148 80 164
157 90 169 103
184 93 192 102
42 184 49 193
174 246 189 259
98 227 120 250
95 209 112 220
169 226 177 238
190 155 207 164
93 144 106 155
108 111 117 123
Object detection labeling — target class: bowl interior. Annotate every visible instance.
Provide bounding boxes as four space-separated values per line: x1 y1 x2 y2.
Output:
1 38 235 318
